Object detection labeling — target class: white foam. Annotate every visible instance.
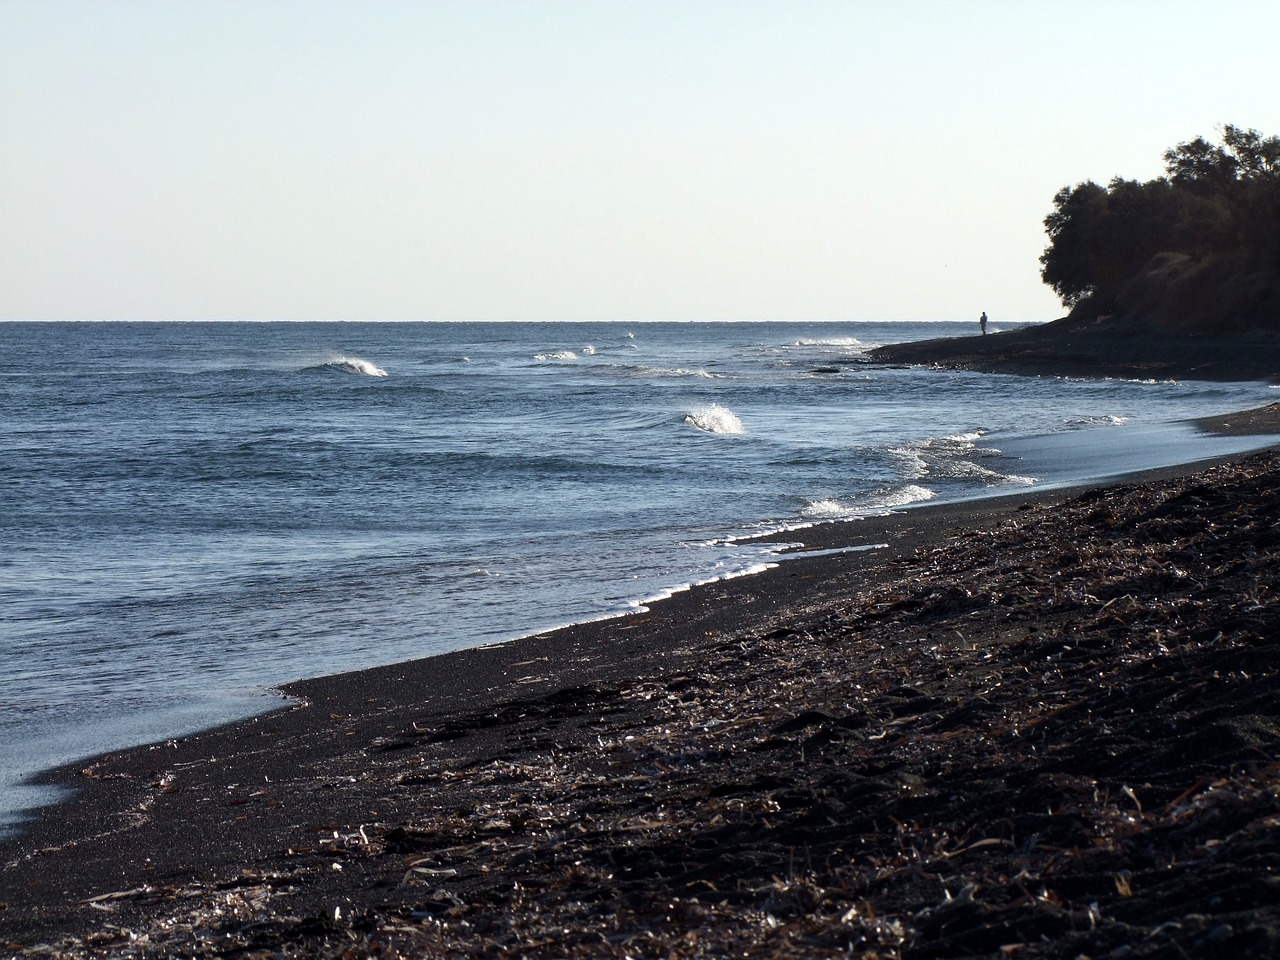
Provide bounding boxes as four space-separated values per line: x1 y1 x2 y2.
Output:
683 403 745 435
792 337 864 349
891 431 1036 487
945 460 1038 484
869 483 937 510
581 344 596 355
593 363 722 380
791 484 939 525
802 498 850 518
925 431 983 449
644 366 721 379
327 356 388 377
534 350 577 362
1066 414 1129 428
890 432 982 467
887 446 930 480
628 555 782 611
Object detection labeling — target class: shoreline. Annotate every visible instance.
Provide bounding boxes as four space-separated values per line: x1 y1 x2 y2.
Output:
6 404 1272 840
866 317 1280 383
8 408 1276 828
2 410 1279 954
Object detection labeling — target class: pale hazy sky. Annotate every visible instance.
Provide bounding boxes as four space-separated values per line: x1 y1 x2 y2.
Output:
2 1 1277 322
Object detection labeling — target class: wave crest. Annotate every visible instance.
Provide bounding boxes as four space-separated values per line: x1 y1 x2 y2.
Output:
534 350 577 362
684 403 745 435
793 337 863 348
802 498 849 518
890 432 1036 486
802 484 936 519
308 355 388 377
652 366 721 379
1066 414 1129 428
617 364 722 380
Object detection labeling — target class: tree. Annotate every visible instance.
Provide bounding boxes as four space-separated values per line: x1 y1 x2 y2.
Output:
1040 125 1280 330
1039 177 1182 314
1220 124 1280 179
1038 181 1108 309
1163 135 1237 191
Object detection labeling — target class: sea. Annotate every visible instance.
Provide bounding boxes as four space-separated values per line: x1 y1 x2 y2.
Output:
3 319 1278 834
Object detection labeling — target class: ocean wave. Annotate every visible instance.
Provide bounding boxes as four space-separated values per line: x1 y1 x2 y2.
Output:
801 484 936 520
635 365 723 379
534 350 577 362
887 446 929 480
889 431 984 466
684 403 745 435
650 366 722 379
624 555 784 613
1065 414 1130 428
307 356 388 377
578 362 724 380
802 498 850 518
924 431 985 448
888 431 1033 486
940 459 1036 484
792 337 864 349
871 483 937 510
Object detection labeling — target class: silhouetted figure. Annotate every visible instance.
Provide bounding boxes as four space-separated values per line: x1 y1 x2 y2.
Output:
979 311 988 335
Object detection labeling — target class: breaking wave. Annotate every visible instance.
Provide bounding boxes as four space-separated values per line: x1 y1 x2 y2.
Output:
792 337 864 349
874 483 939 509
802 484 936 519
309 356 388 377
534 350 577 362
801 498 851 518
889 432 1035 486
646 366 721 379
684 403 745 435
604 364 723 380
1066 414 1130 428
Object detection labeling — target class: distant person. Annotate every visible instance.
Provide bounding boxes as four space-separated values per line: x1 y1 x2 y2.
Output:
979 311 988 335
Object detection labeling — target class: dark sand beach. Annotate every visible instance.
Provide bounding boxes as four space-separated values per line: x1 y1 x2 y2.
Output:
4 409 1280 958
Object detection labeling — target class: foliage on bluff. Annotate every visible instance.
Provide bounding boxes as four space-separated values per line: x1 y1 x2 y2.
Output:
1040 125 1280 332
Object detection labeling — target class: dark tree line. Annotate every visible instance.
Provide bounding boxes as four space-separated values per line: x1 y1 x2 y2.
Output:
1039 125 1280 331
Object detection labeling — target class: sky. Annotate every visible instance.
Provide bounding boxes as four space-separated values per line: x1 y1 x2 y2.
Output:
2 1 1278 322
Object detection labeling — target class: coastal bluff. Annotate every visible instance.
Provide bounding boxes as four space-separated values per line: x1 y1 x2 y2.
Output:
869 314 1280 382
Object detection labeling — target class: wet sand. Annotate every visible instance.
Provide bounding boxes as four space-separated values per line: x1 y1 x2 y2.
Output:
3 427 1280 957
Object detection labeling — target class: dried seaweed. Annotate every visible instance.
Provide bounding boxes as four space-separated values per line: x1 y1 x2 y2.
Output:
7 453 1280 958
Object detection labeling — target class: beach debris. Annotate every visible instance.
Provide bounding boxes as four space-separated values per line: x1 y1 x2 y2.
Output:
7 452 1280 958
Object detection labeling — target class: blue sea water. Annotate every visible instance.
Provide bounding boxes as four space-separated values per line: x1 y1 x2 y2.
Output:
2 319 1277 833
